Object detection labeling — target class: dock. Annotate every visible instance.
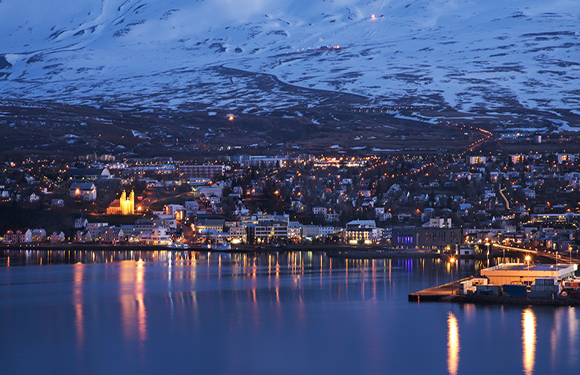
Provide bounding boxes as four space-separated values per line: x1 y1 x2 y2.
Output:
409 276 580 306
408 277 473 302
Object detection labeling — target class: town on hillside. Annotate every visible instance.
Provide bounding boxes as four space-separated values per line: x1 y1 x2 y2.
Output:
1 150 580 257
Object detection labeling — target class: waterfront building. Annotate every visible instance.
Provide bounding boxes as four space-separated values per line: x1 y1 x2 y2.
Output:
134 218 162 241
50 231 65 243
196 219 225 233
3 230 25 244
75 230 92 243
392 227 462 249
481 263 578 285
246 221 288 243
150 227 171 245
102 227 125 243
86 222 108 241
287 222 303 240
228 225 246 243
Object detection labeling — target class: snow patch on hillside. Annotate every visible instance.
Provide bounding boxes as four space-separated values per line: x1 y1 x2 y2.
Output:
0 0 579 115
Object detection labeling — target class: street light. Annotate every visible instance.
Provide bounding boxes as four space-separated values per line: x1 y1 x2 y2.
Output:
450 257 456 295
525 255 531 287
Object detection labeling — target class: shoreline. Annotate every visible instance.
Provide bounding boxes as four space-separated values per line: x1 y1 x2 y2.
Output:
0 244 505 260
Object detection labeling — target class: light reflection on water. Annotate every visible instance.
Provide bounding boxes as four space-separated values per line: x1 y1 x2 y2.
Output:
523 308 536 375
0 250 578 375
447 311 460 375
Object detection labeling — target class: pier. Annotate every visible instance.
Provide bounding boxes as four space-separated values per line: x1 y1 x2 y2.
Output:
408 277 473 302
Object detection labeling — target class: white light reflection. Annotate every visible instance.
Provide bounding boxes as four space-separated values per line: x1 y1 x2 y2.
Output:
447 311 460 375
569 307 578 366
522 308 536 375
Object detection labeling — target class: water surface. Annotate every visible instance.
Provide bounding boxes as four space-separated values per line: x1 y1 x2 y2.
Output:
0 250 577 374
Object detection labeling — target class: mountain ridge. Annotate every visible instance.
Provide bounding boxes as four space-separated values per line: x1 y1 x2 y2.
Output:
1 0 579 119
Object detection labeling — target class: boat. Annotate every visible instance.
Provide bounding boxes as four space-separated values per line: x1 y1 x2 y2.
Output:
167 242 189 249
210 241 232 251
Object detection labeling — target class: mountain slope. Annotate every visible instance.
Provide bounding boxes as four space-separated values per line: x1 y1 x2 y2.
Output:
1 0 579 115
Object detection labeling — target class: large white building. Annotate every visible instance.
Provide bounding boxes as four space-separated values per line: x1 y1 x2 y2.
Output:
481 263 577 285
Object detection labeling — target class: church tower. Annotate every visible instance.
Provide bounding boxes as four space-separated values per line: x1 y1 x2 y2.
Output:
120 190 135 215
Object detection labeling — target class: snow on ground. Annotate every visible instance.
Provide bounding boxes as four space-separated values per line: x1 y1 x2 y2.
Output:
549 119 580 132
0 0 579 115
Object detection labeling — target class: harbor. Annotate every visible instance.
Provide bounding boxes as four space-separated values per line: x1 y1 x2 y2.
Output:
409 262 580 306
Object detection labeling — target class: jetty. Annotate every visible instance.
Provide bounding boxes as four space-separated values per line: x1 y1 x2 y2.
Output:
409 262 580 306
408 277 473 302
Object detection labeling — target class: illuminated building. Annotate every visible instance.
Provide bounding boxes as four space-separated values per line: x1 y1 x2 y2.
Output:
70 182 97 201
107 190 135 215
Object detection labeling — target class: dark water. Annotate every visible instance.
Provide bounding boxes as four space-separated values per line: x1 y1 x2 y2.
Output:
0 250 578 375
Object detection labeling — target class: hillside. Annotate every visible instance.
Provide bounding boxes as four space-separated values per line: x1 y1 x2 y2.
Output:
0 0 578 118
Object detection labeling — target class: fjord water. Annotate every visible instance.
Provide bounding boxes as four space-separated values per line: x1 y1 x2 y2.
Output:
0 250 578 375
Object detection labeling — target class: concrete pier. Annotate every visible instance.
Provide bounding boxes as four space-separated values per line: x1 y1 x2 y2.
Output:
408 277 473 302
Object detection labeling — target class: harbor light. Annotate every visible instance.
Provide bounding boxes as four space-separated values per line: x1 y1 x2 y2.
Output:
525 255 531 286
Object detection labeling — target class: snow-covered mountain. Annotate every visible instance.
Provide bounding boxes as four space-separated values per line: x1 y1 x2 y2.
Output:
1 0 579 114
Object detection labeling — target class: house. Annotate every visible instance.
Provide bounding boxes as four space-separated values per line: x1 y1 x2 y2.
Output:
157 214 177 229
75 230 93 243
102 227 124 243
468 156 487 165
165 204 185 219
313 206 328 215
74 218 88 229
185 201 200 216
70 182 97 201
378 212 392 221
3 230 25 244
86 222 108 240
50 231 65 244
26 229 46 243
522 188 536 199
325 213 340 222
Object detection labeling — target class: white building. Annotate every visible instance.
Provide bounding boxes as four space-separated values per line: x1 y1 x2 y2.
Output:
151 227 171 245
75 218 88 229
319 226 335 237
423 217 452 228
70 182 97 201
481 263 577 285
313 206 328 215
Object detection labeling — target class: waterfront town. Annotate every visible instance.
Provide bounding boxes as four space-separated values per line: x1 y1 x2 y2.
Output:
2 146 580 259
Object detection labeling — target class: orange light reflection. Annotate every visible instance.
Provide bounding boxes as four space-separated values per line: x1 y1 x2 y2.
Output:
447 311 460 375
